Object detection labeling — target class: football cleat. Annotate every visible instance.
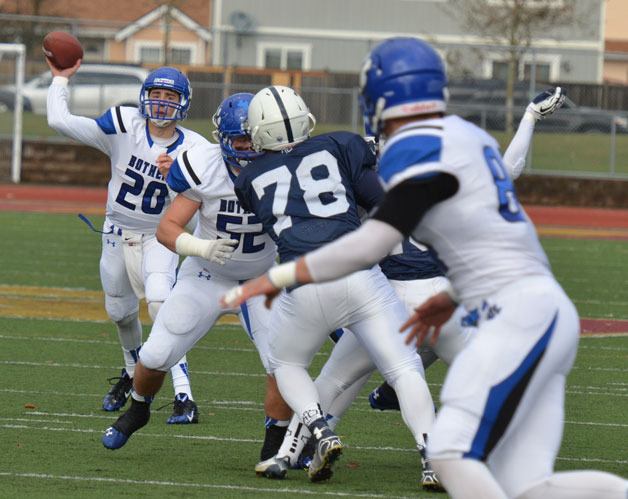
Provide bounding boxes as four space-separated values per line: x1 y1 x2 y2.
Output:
368 382 400 411
102 369 133 412
419 441 446 493
166 393 198 425
293 436 316 471
254 455 290 479
307 421 343 482
102 398 150 450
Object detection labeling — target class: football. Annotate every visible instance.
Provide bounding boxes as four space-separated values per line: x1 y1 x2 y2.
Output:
42 31 83 70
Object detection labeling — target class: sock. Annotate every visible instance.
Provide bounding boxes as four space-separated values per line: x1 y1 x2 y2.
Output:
131 389 153 404
114 311 142 378
170 355 193 399
260 417 290 461
301 403 324 427
112 397 151 437
277 414 311 467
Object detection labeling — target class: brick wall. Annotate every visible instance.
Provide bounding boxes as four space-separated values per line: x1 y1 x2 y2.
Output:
2 139 628 208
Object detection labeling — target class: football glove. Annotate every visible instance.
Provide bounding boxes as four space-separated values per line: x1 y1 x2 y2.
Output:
526 87 565 120
175 232 237 264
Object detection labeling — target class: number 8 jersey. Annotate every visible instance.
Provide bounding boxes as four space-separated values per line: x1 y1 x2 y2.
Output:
378 115 551 309
47 77 207 234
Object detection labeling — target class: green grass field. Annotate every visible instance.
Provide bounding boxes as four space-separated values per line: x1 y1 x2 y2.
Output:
0 211 626 497
2 112 628 176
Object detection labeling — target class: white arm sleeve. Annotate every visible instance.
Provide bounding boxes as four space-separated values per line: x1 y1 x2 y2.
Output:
502 112 536 180
304 218 404 283
47 76 111 156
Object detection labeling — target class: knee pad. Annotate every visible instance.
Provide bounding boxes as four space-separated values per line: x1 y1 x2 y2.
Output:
137 342 170 371
161 294 202 336
145 272 174 304
105 294 139 323
147 301 162 322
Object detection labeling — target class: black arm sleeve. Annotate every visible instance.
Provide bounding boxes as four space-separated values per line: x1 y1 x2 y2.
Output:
371 173 459 236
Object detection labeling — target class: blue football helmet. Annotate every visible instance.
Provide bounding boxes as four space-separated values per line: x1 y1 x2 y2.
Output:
359 37 448 138
140 67 192 126
212 93 262 168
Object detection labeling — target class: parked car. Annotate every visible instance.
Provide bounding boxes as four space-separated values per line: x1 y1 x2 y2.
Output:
448 81 628 134
0 64 149 117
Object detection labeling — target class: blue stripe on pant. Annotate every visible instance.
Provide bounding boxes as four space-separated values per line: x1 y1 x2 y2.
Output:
464 312 558 461
240 301 254 341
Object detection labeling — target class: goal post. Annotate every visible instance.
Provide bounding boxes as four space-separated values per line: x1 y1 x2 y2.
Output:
0 43 26 183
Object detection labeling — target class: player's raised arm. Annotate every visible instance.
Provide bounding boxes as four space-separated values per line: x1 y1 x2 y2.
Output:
46 57 112 155
503 87 565 179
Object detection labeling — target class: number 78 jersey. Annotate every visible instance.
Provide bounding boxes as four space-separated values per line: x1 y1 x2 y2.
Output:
234 132 376 263
378 115 552 309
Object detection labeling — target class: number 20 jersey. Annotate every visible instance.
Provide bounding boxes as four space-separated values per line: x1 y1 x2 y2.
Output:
167 142 277 281
378 115 551 308
92 106 208 234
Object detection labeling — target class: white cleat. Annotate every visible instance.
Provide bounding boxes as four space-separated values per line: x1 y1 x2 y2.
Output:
255 455 290 479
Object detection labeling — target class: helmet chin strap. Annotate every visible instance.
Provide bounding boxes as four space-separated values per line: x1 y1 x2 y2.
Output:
149 117 172 128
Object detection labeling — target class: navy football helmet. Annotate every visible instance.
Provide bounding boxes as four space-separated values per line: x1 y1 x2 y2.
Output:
359 37 448 138
140 67 192 126
212 93 262 168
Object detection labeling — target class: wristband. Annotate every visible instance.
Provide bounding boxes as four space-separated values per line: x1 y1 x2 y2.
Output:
52 76 69 86
442 281 459 304
267 261 298 289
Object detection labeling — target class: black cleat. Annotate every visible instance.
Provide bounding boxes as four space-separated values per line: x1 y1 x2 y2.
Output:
102 398 150 450
166 393 198 425
368 381 400 411
102 369 132 411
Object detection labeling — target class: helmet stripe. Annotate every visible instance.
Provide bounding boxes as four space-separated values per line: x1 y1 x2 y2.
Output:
268 86 294 144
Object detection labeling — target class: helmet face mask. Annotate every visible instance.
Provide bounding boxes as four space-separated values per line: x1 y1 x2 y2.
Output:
212 93 263 169
140 67 192 126
247 85 316 152
359 37 448 139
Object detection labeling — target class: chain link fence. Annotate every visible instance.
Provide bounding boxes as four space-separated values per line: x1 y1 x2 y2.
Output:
2 60 628 179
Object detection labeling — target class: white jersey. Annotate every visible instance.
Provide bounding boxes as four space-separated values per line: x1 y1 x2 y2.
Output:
167 141 277 281
378 115 551 308
47 77 207 234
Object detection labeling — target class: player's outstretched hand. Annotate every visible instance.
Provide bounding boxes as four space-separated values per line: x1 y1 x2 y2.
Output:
45 57 81 79
202 238 238 264
221 274 281 310
526 87 565 120
401 291 457 348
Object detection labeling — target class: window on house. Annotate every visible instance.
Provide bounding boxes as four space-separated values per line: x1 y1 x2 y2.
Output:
264 49 282 69
491 60 553 82
523 62 551 82
139 47 161 64
170 48 191 65
286 51 303 70
260 45 309 70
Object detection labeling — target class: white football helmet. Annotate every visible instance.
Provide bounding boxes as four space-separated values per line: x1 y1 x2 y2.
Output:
247 85 316 151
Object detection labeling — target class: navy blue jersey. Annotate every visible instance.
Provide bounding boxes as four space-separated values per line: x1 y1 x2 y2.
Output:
379 239 444 281
235 132 376 262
